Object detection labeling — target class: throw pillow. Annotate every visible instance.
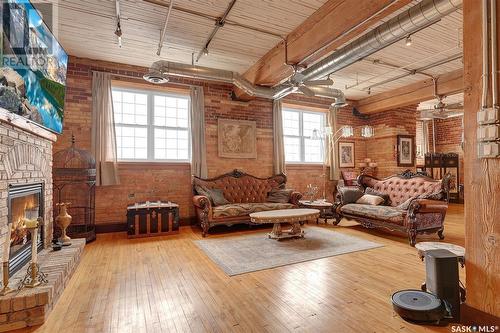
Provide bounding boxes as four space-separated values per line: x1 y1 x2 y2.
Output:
356 194 384 206
195 185 211 198
397 197 415 210
338 187 364 204
397 191 444 210
208 188 230 206
267 189 293 203
365 187 391 205
194 186 230 206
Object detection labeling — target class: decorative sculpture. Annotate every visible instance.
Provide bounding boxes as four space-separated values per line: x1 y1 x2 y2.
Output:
55 203 72 246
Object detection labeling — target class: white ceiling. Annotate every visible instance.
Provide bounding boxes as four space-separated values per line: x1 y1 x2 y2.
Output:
38 0 463 101
330 3 463 100
42 0 327 73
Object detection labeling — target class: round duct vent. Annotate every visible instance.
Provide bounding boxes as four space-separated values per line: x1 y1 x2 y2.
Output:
143 72 169 84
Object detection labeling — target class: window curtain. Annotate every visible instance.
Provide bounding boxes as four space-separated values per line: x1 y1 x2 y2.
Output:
421 120 430 155
190 86 208 178
91 72 120 186
326 106 340 181
273 99 286 175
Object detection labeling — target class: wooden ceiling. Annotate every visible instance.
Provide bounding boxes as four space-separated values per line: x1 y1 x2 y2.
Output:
42 0 463 101
331 5 463 100
45 0 327 73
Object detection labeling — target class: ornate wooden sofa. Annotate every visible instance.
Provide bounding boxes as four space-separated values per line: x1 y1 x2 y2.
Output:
334 171 451 246
192 170 302 236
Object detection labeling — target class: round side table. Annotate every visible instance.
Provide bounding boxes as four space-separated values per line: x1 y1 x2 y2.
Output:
415 242 465 267
298 200 334 224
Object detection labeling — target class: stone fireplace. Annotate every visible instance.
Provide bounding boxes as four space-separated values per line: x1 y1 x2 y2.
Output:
0 111 54 273
7 182 44 275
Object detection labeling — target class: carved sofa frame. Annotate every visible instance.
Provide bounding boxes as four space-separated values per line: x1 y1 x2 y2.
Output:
192 169 302 237
334 171 451 246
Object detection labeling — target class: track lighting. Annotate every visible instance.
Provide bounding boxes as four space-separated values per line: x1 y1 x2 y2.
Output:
115 0 122 48
115 24 122 48
405 35 412 47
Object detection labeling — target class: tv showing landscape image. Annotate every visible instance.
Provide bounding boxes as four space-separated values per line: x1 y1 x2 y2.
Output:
1 0 68 133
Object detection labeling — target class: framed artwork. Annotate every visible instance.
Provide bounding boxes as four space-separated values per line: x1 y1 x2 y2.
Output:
218 118 257 159
338 142 355 168
397 135 415 167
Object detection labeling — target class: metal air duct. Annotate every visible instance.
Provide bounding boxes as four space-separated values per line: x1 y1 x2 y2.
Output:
275 0 462 88
144 60 348 106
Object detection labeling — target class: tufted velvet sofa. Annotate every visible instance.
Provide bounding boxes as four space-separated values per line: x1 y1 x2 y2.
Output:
192 169 302 236
335 171 451 246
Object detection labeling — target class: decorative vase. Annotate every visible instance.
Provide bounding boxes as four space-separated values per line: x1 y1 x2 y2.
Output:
55 203 72 246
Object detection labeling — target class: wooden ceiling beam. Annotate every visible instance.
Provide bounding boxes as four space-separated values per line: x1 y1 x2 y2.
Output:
234 0 412 99
355 69 464 114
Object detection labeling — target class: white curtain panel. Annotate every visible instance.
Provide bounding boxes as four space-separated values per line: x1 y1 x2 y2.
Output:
422 120 430 155
327 106 341 181
190 86 208 178
91 72 120 186
272 99 286 175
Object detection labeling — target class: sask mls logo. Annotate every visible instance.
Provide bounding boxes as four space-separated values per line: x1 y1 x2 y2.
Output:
451 325 499 333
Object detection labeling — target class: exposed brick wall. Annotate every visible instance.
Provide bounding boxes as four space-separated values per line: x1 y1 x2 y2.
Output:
60 56 420 226
60 56 277 224
365 106 418 178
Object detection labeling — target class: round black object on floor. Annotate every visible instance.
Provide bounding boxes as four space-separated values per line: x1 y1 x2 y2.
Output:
392 289 446 323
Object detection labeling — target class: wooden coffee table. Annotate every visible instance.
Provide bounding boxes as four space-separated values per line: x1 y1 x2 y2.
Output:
249 208 320 240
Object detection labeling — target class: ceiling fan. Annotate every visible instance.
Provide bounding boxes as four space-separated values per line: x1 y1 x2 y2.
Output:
281 65 334 97
419 96 464 119
418 77 463 119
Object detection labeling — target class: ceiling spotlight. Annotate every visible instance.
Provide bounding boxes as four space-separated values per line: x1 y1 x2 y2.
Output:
115 0 122 48
202 48 209 56
115 25 122 48
405 35 412 47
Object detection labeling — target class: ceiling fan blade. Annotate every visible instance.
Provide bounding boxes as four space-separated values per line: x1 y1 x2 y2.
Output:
291 72 305 83
298 85 316 97
303 79 334 87
444 103 463 110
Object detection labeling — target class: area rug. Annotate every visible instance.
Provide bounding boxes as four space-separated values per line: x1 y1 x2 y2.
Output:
194 227 383 276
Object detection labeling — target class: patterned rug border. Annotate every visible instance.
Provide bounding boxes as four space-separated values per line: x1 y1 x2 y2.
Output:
194 227 383 276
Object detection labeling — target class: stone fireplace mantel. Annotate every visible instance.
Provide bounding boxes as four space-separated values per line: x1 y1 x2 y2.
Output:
0 107 57 274
0 109 57 143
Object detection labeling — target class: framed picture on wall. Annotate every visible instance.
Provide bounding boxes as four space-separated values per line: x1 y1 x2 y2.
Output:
338 142 355 168
397 135 415 167
218 118 257 158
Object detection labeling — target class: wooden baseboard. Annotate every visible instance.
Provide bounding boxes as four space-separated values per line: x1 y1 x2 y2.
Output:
95 217 197 234
461 304 500 325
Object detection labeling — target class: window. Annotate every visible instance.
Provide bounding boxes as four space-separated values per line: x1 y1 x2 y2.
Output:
282 108 326 163
112 88 190 161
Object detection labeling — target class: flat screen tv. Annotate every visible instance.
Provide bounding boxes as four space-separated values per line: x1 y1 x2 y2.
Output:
1 0 68 134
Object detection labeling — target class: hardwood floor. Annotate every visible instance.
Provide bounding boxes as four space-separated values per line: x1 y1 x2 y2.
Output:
23 204 465 333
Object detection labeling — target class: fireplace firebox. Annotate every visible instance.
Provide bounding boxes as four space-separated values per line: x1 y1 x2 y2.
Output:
7 183 44 275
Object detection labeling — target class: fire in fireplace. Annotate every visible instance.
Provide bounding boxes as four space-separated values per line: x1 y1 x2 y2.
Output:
7 183 44 275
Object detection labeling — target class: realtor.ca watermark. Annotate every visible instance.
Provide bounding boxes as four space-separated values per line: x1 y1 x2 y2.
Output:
451 325 499 332
1 1 58 69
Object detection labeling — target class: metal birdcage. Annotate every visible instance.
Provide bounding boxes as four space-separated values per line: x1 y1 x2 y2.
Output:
53 135 96 243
